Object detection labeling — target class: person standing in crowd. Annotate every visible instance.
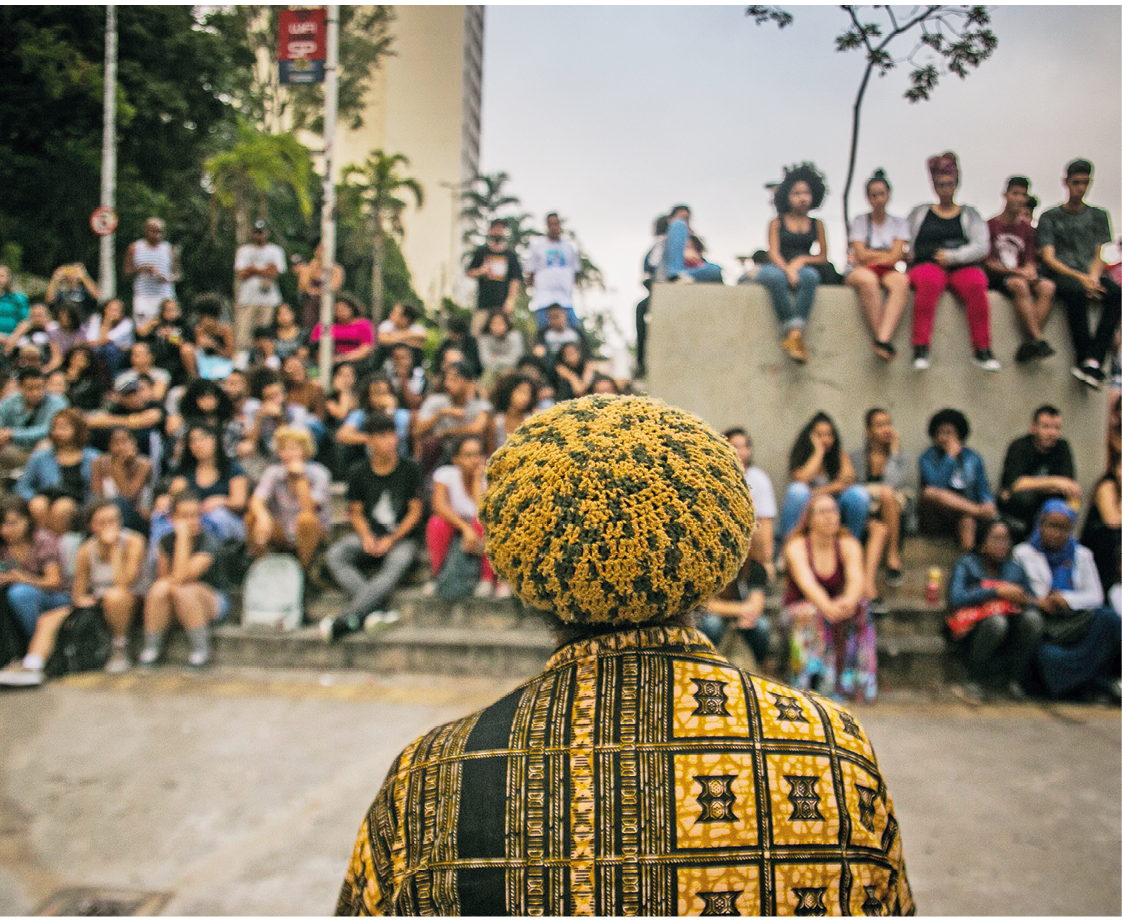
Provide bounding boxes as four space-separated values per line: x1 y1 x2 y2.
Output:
998 405 1080 541
656 204 724 284
233 220 286 354
756 164 831 364
1014 500 1122 703
945 518 1042 703
466 219 521 334
72 499 147 675
337 396 912 916
724 427 777 582
907 152 1000 371
296 241 344 331
851 408 910 598
984 177 1056 363
322 413 423 641
0 368 68 476
141 491 228 669
782 491 876 701
1037 158 1122 389
845 169 911 361
777 412 869 545
46 262 99 317
124 217 179 328
0 265 30 352
524 212 581 330
918 408 997 551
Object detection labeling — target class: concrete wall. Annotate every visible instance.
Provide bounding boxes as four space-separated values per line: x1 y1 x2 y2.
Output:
647 284 1112 504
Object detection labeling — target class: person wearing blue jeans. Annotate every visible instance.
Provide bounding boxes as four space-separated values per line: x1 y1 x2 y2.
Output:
8 584 70 638
656 206 724 283
756 263 819 336
694 559 773 668
779 413 871 546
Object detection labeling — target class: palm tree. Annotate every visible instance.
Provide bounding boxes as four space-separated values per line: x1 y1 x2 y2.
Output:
340 151 424 322
204 119 314 244
460 172 525 253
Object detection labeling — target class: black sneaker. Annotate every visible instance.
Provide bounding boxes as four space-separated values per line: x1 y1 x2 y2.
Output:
972 349 1001 372
912 344 930 370
1072 361 1104 389
1033 338 1055 359
319 614 361 642
1015 341 1038 363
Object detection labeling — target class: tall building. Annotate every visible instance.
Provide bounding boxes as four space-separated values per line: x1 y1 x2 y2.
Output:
337 5 483 311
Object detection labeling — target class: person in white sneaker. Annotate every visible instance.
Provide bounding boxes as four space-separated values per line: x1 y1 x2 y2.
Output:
72 500 146 674
0 496 70 687
141 491 229 668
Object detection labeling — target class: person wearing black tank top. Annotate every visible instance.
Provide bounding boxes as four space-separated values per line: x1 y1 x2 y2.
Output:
755 164 829 363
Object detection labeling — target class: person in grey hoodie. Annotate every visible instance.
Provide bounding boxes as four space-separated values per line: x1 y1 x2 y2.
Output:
906 151 1000 372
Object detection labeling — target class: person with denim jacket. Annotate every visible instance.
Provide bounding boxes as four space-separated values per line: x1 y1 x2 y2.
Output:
17 408 99 537
919 407 996 551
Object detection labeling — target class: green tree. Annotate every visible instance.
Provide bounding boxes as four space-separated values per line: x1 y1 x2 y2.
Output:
460 172 540 257
204 120 315 245
339 151 424 323
748 5 998 229
199 6 394 135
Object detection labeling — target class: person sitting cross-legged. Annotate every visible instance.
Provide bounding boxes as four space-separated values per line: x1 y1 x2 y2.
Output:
322 412 423 641
246 426 331 572
918 408 997 551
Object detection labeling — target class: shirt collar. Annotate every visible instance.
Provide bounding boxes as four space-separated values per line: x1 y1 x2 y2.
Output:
545 624 720 671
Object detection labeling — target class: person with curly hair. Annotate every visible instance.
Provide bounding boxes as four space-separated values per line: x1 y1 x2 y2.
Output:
919 407 997 550
906 152 1000 371
755 163 831 363
846 169 911 361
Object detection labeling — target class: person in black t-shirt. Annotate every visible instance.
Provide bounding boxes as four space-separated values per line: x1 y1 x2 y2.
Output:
998 404 1080 539
323 412 424 640
466 220 522 333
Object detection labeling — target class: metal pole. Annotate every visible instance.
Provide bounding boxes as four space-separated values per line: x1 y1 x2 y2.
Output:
317 5 340 384
99 3 117 300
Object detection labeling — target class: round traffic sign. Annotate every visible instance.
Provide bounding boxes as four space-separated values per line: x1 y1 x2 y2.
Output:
90 206 119 236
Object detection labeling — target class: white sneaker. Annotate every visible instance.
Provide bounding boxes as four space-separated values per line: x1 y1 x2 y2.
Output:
971 349 1001 372
419 581 437 597
363 611 386 634
318 615 335 642
383 610 400 625
494 582 513 600
104 649 131 674
473 581 495 599
187 647 210 668
138 641 161 667
0 662 44 687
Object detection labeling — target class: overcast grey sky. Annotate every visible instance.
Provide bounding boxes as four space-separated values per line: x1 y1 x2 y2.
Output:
476 4 1122 363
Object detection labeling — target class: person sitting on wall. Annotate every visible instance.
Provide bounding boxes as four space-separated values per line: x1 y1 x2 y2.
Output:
918 408 997 551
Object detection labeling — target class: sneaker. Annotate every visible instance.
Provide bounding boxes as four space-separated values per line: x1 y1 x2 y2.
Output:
1071 361 1104 389
104 649 131 675
0 662 43 687
318 615 335 642
868 597 888 616
1014 341 1038 364
494 582 513 600
187 647 210 668
473 581 495 599
1033 338 1055 359
363 611 386 634
781 329 809 363
382 610 400 625
884 566 905 589
419 580 437 598
972 349 1001 372
138 639 162 667
912 345 930 370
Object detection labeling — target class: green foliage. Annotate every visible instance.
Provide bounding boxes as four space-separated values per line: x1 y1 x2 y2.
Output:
460 172 539 258
198 6 394 134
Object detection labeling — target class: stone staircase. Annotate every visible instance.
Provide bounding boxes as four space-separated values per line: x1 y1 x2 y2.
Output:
159 489 969 690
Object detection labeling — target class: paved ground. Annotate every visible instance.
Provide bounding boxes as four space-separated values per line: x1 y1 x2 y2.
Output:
0 666 1118 916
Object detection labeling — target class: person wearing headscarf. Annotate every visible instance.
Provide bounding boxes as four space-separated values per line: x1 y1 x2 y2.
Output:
1013 499 1122 702
336 395 914 916
906 151 999 372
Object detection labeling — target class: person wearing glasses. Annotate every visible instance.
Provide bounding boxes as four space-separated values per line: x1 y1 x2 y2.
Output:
466 219 522 334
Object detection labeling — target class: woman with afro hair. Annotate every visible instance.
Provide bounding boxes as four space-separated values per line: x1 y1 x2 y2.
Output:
755 163 831 363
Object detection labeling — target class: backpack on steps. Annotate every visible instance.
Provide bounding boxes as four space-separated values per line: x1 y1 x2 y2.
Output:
241 553 305 631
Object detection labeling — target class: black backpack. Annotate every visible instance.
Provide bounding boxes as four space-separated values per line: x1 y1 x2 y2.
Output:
44 604 112 678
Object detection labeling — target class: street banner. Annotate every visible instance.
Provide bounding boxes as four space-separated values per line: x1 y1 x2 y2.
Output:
279 8 326 85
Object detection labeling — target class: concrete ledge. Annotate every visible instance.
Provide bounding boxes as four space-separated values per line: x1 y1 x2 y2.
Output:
648 284 1112 500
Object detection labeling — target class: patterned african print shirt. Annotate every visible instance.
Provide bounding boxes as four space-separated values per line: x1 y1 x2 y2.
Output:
336 625 914 916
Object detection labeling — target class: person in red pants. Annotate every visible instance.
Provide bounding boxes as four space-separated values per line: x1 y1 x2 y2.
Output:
906 151 1001 372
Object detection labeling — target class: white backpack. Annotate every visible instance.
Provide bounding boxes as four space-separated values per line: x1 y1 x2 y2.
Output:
241 553 305 631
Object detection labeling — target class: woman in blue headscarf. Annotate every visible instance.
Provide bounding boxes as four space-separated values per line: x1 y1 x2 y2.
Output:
1013 499 1122 702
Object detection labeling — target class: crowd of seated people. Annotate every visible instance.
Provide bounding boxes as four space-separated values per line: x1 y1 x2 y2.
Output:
642 156 1120 386
0 269 629 686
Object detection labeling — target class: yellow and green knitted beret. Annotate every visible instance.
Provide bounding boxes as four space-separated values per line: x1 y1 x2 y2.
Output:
479 395 756 625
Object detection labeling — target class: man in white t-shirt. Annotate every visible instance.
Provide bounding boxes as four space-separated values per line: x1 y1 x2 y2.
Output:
233 220 286 353
725 427 778 581
524 213 581 330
